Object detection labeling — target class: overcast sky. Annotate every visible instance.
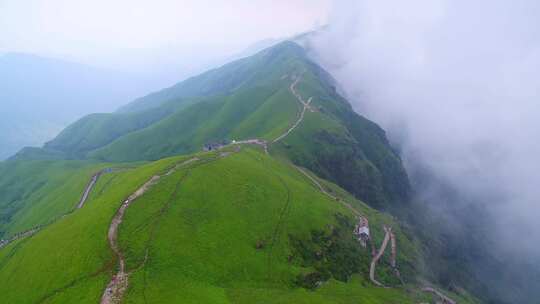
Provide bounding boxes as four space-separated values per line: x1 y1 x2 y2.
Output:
0 0 331 71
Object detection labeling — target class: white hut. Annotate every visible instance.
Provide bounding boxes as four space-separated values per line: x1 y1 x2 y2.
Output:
354 217 370 247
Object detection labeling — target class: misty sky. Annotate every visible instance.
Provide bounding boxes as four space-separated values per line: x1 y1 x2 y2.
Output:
0 0 330 71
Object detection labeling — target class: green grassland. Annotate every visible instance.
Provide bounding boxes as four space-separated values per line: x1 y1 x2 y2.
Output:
116 148 420 303
0 159 111 237
0 155 181 303
43 106 178 158
87 84 298 162
0 41 482 303
0 148 427 303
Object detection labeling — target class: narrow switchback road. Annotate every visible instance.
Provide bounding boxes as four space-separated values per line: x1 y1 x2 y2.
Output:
294 160 403 288
295 164 395 286
279 75 405 288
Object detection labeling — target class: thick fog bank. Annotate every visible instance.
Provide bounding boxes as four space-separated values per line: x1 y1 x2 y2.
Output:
308 0 540 272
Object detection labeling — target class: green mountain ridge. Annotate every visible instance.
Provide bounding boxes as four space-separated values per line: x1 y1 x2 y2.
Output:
27 41 410 212
0 41 480 303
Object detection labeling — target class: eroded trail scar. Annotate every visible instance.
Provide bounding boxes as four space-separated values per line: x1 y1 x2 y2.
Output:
289 77 314 112
101 175 160 304
100 158 198 304
77 171 102 209
272 76 313 143
422 287 457 304
294 165 364 219
1 170 107 250
369 226 392 287
389 230 402 282
231 139 268 154
294 165 335 199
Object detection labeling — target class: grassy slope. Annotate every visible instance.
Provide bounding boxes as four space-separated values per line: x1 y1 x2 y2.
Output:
0 156 180 304
117 148 418 303
43 103 183 158
89 83 297 162
0 148 426 303
40 42 305 160
0 41 482 303
0 159 111 237
269 62 410 211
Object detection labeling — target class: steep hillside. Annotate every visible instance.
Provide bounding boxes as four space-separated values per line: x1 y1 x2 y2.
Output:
43 105 181 159
0 154 172 303
43 42 307 157
0 159 110 237
0 41 481 304
0 147 446 304
30 41 410 211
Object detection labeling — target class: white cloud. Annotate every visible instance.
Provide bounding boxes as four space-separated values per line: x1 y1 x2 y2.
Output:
310 0 540 259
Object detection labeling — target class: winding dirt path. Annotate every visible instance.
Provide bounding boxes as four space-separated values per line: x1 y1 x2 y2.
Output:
282 128 402 288
294 166 336 200
289 77 315 112
1 170 108 250
421 287 457 304
293 165 366 219
100 154 232 304
272 77 313 143
280 75 404 288
390 230 397 268
231 139 268 154
100 175 161 304
225 76 313 152
294 164 400 286
389 230 403 282
0 227 40 249
370 226 392 286
77 172 102 209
